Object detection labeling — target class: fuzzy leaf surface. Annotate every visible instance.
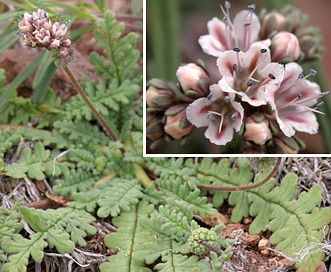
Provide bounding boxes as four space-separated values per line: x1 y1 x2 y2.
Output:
100 202 154 272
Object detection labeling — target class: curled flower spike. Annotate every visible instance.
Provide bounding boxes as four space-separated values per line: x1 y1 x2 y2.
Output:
199 3 261 56
18 8 74 65
266 62 325 137
186 84 243 145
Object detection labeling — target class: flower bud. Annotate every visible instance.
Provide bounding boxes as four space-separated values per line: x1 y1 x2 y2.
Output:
164 106 193 139
243 116 272 145
146 114 165 141
260 11 286 39
271 31 300 62
146 85 175 109
176 63 209 97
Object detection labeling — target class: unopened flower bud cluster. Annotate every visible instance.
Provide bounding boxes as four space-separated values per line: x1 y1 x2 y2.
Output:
146 63 210 147
18 8 73 65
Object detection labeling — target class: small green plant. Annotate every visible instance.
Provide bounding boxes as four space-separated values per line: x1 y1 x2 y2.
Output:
0 1 331 272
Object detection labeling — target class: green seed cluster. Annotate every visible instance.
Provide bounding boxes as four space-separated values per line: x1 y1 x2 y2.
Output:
188 227 217 254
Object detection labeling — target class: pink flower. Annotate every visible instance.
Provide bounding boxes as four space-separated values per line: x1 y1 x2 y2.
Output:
18 8 74 65
199 3 261 56
216 41 284 106
266 62 325 137
186 84 244 145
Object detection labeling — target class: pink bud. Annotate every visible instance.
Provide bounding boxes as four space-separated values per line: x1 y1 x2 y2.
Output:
164 108 193 139
146 85 175 109
176 63 209 97
244 117 272 145
271 31 301 62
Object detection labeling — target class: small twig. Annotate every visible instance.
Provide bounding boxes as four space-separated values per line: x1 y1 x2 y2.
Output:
63 66 118 142
199 157 282 191
200 241 223 256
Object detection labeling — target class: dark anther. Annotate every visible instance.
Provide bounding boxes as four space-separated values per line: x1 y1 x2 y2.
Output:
233 63 238 72
268 73 276 80
225 1 231 9
316 101 324 108
310 69 317 76
244 22 251 27
247 80 254 87
223 16 228 23
297 92 302 98
206 112 213 119
224 96 231 102
248 4 256 10
298 73 304 79
233 47 240 53
231 112 239 120
207 93 213 100
260 48 267 54
323 91 330 96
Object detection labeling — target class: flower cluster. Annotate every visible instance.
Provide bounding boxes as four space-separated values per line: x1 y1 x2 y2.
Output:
146 2 328 153
18 8 73 65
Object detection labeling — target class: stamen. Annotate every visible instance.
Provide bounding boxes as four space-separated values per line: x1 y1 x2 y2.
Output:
231 112 239 120
268 73 276 80
206 112 213 119
322 91 330 97
247 80 254 87
225 1 231 9
248 4 256 10
298 73 304 79
297 92 302 98
260 48 267 54
207 93 213 100
310 69 317 76
316 101 324 108
223 16 228 23
233 48 242 71
224 96 231 102
244 22 251 27
207 110 224 133
232 63 238 71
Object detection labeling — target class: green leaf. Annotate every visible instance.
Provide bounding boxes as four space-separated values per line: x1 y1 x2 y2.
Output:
20 207 48 232
43 228 74 253
1 233 47 272
154 254 201 272
100 202 154 272
32 53 57 104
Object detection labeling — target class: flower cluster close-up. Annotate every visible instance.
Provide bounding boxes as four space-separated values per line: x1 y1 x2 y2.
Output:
146 1 330 154
18 8 74 65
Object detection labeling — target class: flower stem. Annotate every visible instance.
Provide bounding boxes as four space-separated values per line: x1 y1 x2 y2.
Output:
63 66 118 141
199 157 281 191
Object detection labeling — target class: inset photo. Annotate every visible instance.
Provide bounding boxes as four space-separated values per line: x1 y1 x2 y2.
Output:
145 0 331 155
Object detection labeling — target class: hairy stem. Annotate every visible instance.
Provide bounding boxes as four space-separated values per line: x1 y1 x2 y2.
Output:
63 66 118 141
199 157 282 191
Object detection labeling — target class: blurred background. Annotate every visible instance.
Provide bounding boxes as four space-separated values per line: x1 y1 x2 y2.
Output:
146 0 331 154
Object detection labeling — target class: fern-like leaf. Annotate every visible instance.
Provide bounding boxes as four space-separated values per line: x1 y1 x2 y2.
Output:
69 178 144 217
1 233 47 272
100 202 154 272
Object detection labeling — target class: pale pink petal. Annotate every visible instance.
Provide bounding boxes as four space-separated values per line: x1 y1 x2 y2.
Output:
276 109 318 136
233 10 261 51
186 98 212 127
217 50 238 78
199 17 233 57
205 120 234 145
241 40 271 72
